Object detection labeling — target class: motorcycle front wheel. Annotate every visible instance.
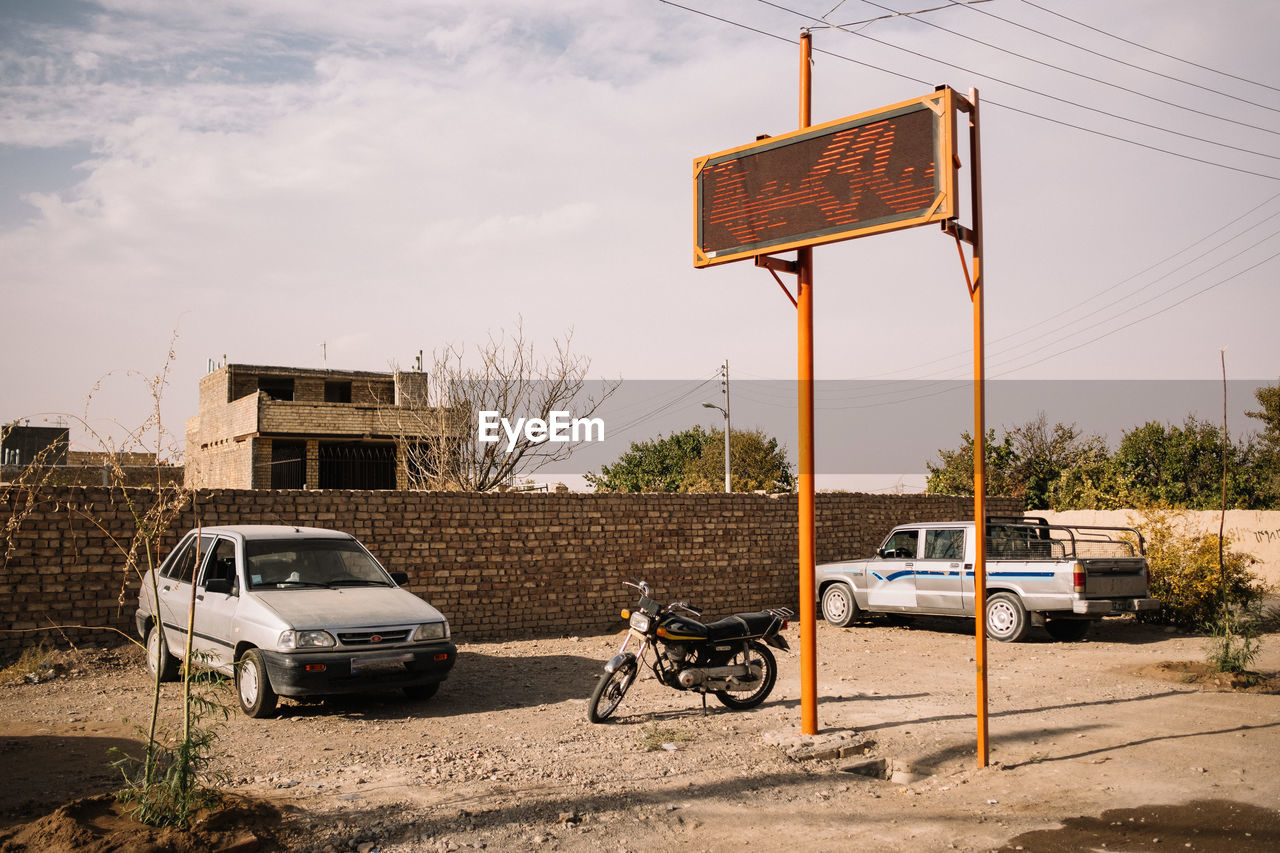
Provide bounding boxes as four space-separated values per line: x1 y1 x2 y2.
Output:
714 641 777 710
587 661 636 723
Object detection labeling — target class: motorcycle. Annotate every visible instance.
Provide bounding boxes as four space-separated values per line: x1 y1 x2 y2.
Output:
587 580 793 723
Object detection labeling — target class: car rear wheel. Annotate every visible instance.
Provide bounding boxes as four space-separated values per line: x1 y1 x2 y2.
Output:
237 649 278 718
821 583 859 628
985 592 1030 642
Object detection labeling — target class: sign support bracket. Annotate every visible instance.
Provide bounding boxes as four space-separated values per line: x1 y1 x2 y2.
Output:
755 255 800 307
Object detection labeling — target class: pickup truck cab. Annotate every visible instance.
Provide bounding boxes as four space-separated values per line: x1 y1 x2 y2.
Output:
816 517 1159 642
136 525 456 717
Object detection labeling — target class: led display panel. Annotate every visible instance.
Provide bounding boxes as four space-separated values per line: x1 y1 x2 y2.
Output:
694 88 958 267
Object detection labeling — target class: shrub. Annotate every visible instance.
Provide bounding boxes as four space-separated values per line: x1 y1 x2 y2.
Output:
1204 611 1262 674
1135 509 1267 630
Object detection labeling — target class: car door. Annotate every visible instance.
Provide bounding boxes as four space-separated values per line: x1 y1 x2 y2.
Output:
190 535 240 670
155 533 215 656
866 528 919 610
916 527 967 613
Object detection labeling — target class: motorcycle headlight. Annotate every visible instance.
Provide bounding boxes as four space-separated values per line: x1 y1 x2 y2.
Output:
629 612 651 632
278 630 335 650
412 621 450 642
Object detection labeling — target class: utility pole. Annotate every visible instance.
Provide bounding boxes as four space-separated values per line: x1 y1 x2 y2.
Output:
701 359 732 492
721 360 731 493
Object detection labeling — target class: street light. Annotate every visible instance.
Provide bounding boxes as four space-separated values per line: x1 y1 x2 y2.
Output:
701 402 730 493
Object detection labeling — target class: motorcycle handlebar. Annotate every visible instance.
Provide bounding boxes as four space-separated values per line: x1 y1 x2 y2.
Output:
623 579 652 597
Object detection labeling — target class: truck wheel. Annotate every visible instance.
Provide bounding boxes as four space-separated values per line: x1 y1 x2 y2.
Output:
1045 619 1090 642
145 625 178 682
237 649 279 718
821 583 859 628
985 592 1030 642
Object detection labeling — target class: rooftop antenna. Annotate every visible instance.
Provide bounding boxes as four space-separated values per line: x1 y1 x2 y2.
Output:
321 341 328 370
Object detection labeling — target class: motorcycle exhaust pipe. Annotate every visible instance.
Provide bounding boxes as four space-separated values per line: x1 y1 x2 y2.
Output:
677 663 761 689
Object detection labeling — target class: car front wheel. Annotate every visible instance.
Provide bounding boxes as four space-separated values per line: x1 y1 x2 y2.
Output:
145 625 178 682
237 649 279 718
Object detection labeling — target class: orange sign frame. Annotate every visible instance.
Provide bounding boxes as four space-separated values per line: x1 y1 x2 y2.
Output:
693 87 959 268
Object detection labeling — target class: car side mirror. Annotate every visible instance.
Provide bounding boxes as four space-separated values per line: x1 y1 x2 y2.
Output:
876 548 888 559
204 578 233 596
390 571 410 587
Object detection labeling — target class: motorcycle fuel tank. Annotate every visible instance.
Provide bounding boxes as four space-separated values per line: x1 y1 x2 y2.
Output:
658 615 708 641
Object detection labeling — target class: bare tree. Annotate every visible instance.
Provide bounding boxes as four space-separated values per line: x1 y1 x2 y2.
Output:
387 320 618 492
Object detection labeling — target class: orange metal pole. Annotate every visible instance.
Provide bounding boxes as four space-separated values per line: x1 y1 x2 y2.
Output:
797 30 818 737
967 87 989 769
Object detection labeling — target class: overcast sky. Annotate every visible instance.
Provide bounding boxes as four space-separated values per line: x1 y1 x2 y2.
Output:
2 0 1278 470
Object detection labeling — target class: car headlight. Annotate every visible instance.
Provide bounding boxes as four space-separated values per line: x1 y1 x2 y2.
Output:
412 621 450 642
278 629 336 650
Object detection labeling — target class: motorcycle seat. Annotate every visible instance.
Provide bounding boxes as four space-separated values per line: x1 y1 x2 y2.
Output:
704 612 779 642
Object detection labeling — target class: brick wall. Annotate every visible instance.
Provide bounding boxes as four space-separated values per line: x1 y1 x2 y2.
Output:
256 399 401 436
0 488 1020 656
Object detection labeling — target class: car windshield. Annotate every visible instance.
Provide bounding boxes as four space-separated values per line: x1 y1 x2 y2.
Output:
245 538 392 590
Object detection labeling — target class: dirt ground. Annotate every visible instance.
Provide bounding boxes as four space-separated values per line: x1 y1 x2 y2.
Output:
1 615 1278 853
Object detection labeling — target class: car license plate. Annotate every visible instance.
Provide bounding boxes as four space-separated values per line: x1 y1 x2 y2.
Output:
350 653 413 675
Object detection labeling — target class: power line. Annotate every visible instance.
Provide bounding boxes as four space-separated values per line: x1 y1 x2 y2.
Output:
1018 0 1280 97
657 1 1278 380
989 205 1280 361
937 0 1280 116
988 224 1280 372
655 0 929 85
982 99 1279 181
995 248 1280 375
866 191 1280 379
602 373 722 441
759 0 1280 166
661 1 1279 178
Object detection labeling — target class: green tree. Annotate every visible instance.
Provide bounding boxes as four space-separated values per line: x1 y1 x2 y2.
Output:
925 429 1018 499
587 425 794 493
1111 417 1262 509
681 428 795 493
1246 378 1280 503
586 426 711 493
1046 439 1120 510
1007 414 1108 510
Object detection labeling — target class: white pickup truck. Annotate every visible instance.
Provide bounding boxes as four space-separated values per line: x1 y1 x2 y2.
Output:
816 516 1159 642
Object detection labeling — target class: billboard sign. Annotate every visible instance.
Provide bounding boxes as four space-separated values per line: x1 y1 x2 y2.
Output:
694 88 959 267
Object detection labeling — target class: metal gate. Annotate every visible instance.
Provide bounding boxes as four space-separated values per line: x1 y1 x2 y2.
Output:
270 441 306 489
318 443 396 490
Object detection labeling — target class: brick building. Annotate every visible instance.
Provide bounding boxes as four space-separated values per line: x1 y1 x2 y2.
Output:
184 363 447 490
1 423 69 467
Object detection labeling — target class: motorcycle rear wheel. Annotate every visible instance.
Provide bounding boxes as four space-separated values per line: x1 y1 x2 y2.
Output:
587 661 636 723
714 641 777 710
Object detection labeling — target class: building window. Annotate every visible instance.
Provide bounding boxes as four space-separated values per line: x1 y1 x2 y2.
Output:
324 381 352 403
258 377 295 401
